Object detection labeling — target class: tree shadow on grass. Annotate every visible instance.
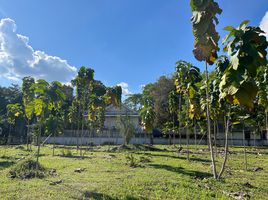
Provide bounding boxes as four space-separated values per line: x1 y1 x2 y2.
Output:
135 152 211 163
81 191 144 200
149 164 212 179
0 160 15 170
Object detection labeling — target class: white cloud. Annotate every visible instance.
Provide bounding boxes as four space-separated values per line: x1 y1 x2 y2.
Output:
260 11 268 39
117 82 132 95
0 18 77 83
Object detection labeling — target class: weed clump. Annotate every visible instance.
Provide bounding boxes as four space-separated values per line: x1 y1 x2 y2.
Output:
125 154 139 168
9 159 46 179
61 148 73 157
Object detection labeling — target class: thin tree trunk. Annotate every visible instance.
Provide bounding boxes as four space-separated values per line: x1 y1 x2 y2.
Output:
177 94 182 147
150 132 154 145
254 131 256 148
169 133 172 145
218 114 230 179
186 127 189 161
194 119 197 149
173 114 175 146
205 61 217 178
36 119 42 167
242 120 248 171
265 112 268 139
214 120 217 157
52 132 55 156
7 124 11 145
26 121 29 150
80 119 84 157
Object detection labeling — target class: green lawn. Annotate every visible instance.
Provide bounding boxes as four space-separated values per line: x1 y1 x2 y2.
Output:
0 144 267 200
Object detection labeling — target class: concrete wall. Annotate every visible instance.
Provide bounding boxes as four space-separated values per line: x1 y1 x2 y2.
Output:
41 136 268 146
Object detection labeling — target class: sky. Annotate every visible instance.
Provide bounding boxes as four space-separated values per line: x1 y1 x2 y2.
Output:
0 0 267 95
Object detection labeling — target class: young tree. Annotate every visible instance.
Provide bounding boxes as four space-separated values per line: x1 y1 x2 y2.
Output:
31 79 50 164
219 21 268 175
140 97 155 145
6 103 23 144
22 76 35 150
46 81 66 156
72 67 94 156
168 90 180 145
174 60 202 160
117 114 136 145
190 0 222 179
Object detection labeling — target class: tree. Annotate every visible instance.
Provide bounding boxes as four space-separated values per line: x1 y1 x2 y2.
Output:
46 81 66 156
117 114 136 145
6 103 23 144
22 76 35 150
174 60 202 160
168 90 180 145
220 21 268 110
190 0 222 178
257 65 268 138
32 79 50 164
124 94 143 112
140 97 155 145
72 67 95 156
218 21 267 176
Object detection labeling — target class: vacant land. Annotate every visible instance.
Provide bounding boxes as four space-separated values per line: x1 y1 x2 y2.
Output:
0 144 267 200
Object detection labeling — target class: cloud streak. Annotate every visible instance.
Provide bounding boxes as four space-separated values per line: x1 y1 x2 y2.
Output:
0 18 77 83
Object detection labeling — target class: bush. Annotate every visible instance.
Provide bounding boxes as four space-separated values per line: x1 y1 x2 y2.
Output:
9 159 46 179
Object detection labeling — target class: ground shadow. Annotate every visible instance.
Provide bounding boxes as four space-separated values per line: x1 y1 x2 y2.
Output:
0 161 15 170
81 191 144 200
149 163 212 179
135 152 211 163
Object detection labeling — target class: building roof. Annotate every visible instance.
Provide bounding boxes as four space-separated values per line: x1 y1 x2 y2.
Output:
105 104 139 117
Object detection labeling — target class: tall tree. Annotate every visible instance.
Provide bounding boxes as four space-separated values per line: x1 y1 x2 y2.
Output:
190 0 222 178
32 79 50 164
174 60 202 160
72 67 94 156
22 76 35 150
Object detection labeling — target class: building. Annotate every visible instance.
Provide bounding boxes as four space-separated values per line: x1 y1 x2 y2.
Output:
104 104 140 132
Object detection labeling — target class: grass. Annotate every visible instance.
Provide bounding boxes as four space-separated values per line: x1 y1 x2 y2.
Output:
0 144 267 200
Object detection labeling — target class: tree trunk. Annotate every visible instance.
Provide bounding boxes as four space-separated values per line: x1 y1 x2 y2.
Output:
36 120 42 167
242 120 248 171
194 119 197 149
26 121 29 150
7 124 11 145
172 114 175 146
52 132 55 156
169 133 172 145
265 112 268 139
214 120 217 157
218 115 230 179
253 131 256 148
177 94 182 147
186 127 190 161
80 119 84 157
150 132 154 145
205 61 217 179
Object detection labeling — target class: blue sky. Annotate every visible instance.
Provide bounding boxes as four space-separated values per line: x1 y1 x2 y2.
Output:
0 0 267 94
